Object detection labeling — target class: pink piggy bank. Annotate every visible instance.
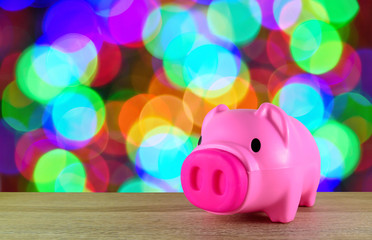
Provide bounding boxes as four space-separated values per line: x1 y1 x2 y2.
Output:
181 103 321 223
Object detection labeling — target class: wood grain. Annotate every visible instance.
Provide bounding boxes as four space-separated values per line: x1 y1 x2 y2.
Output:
0 193 371 239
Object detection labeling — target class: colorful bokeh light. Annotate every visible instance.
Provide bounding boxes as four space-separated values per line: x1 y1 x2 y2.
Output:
33 149 86 192
313 120 360 180
47 86 105 142
290 20 343 74
0 0 370 192
273 82 325 131
207 0 262 45
309 0 359 27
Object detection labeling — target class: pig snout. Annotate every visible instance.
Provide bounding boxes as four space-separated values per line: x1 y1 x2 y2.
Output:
181 148 248 213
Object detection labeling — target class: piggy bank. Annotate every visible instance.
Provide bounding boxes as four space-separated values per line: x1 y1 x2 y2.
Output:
181 103 320 223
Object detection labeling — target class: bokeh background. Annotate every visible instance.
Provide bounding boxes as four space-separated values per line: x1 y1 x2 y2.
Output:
0 0 370 192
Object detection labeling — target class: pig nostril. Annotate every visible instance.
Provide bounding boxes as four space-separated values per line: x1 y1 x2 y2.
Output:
212 170 226 196
190 166 202 191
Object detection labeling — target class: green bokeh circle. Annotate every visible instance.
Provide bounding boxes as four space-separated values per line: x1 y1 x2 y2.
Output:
33 149 86 192
290 20 343 74
207 0 262 46
2 81 45 132
313 120 360 179
16 45 65 104
310 0 359 27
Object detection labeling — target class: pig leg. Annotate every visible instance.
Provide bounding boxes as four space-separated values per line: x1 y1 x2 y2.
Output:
265 194 301 223
264 188 302 223
299 180 318 207
299 189 317 207
299 167 319 207
264 193 301 223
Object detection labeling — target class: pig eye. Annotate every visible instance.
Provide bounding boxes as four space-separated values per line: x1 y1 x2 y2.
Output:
198 136 202 145
251 138 261 152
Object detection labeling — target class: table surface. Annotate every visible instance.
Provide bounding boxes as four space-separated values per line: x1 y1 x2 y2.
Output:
0 192 371 239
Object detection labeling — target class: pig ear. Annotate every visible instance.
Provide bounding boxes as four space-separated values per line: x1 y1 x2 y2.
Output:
255 103 289 146
203 104 229 127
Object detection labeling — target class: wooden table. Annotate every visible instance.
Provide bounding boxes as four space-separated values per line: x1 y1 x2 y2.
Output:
0 193 371 239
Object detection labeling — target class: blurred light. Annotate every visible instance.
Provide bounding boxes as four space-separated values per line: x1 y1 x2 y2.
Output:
187 61 253 109
31 0 58 8
136 166 184 192
87 0 134 17
84 154 110 192
358 49 372 98
124 94 195 164
106 159 134 187
163 32 197 88
91 42 121 87
0 0 34 11
356 138 372 173
16 35 98 104
15 129 56 180
267 63 303 100
46 86 105 142
43 0 102 50
33 149 86 192
207 0 262 45
118 177 163 192
0 52 20 94
308 0 359 27
243 38 271 65
284 73 334 120
46 33 98 87
266 30 292 69
192 0 213 5
2 81 45 132
315 137 343 179
0 120 18 174
317 178 341 191
273 83 325 131
55 162 86 192
107 0 157 47
332 92 372 143
139 95 194 136
290 20 343 74
143 4 197 59
183 43 241 93
136 126 194 179
313 120 360 179
0 0 370 193
273 0 302 30
118 93 155 139
320 43 361 95
148 68 185 97
16 45 65 104
126 117 170 163
182 87 219 128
